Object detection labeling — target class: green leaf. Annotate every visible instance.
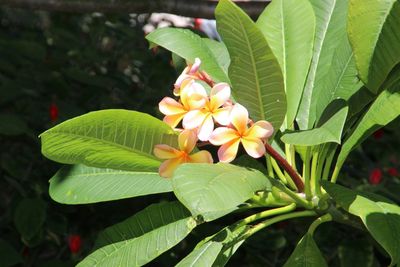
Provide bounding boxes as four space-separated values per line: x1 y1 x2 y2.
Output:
283 234 328 267
40 109 177 172
323 182 400 266
297 0 355 129
0 239 23 267
173 163 270 221
216 0 286 130
202 38 230 74
176 242 223 267
348 0 400 92
14 198 46 241
79 202 197 267
146 28 229 83
257 0 315 128
336 83 400 169
281 105 348 146
49 164 172 204
177 224 249 267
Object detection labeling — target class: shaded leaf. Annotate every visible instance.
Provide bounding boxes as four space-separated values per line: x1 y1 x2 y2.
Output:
323 182 400 266
336 83 400 169
40 109 177 172
283 234 327 267
176 242 223 267
173 163 270 221
49 164 172 204
257 0 315 127
202 38 230 74
14 198 46 241
216 0 286 130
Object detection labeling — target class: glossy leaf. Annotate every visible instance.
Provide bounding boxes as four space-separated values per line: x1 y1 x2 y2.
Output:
40 109 177 172
215 0 286 130
348 0 400 92
336 83 400 169
257 0 315 128
283 234 328 267
173 163 270 221
49 164 172 204
146 28 229 83
297 0 355 129
79 202 197 267
323 182 400 266
281 106 348 146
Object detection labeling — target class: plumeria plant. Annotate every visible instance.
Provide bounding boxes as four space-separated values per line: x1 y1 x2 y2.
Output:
40 0 400 266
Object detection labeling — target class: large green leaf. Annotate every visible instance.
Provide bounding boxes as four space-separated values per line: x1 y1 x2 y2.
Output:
281 105 348 146
257 0 315 128
297 0 356 129
283 234 328 267
146 28 229 83
79 202 197 267
348 0 400 92
175 242 223 267
177 224 249 267
215 0 286 130
173 163 270 221
40 109 177 172
49 164 172 204
336 83 400 169
202 38 230 74
323 182 400 266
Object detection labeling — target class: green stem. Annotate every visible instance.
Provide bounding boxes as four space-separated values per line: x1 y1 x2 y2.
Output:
246 210 317 237
307 213 332 235
237 203 297 228
331 163 342 183
310 148 319 195
265 142 304 192
273 184 313 209
304 147 312 200
315 145 328 197
266 155 275 179
322 146 336 181
271 157 288 184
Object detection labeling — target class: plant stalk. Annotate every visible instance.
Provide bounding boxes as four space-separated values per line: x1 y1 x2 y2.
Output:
265 142 304 192
237 203 297 227
307 213 333 235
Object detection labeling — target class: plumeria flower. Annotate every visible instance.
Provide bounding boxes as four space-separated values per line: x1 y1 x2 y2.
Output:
154 130 213 178
209 103 274 163
183 83 232 141
159 80 207 128
174 58 202 96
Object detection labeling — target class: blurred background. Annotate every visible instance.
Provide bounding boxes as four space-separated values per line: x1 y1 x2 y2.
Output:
0 1 399 266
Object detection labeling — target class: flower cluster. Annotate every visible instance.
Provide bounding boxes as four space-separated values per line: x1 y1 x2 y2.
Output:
154 58 274 178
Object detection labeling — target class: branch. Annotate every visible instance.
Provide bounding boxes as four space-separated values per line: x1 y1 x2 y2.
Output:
0 0 271 19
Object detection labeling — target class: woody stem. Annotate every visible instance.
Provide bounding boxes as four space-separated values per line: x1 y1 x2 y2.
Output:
265 142 304 192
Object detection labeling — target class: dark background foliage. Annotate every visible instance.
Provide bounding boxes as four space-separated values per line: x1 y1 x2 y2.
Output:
0 7 399 267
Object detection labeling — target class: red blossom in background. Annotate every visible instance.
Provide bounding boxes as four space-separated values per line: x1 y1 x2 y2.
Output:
369 168 383 185
373 129 384 140
49 103 59 122
388 167 399 177
68 235 82 254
